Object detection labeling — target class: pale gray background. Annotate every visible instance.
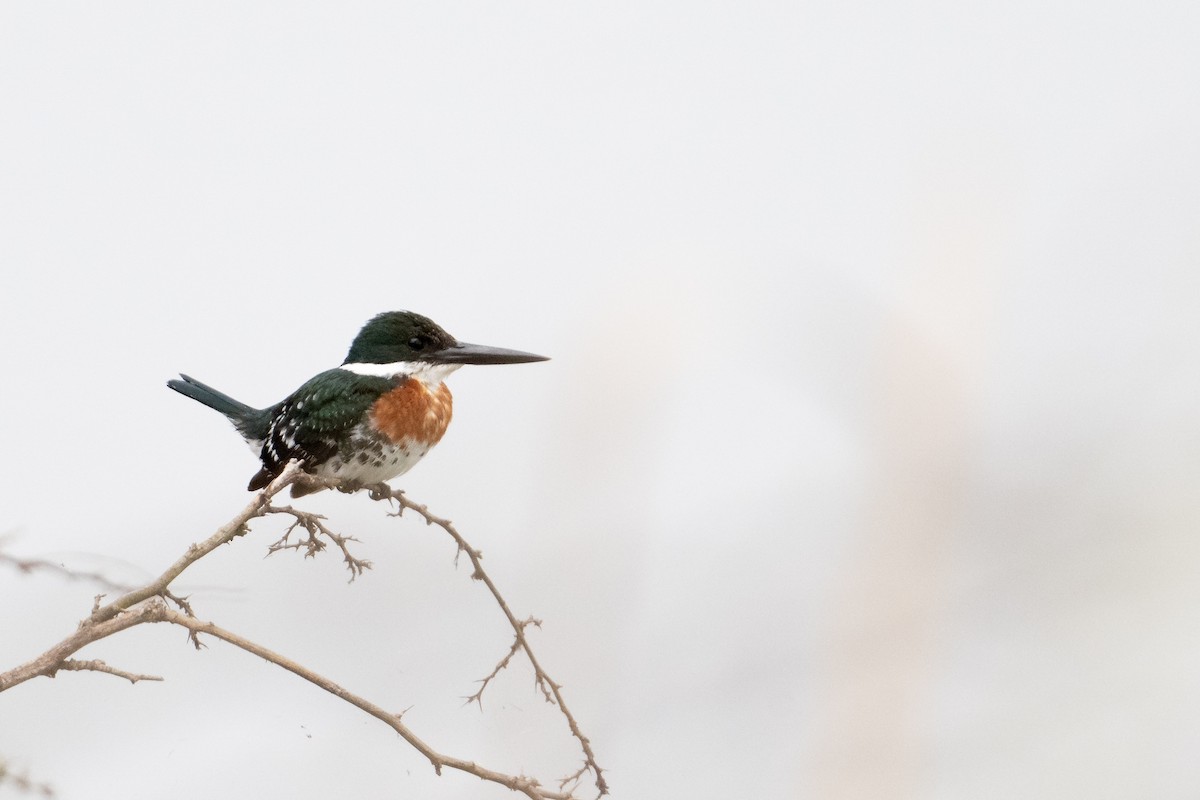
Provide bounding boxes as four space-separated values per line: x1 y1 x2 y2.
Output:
3 3 1200 798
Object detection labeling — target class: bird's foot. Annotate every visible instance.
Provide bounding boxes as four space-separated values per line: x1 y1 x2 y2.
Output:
365 482 399 501
290 473 337 498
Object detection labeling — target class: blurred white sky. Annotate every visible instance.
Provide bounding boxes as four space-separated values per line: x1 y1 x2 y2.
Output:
2 2 1200 798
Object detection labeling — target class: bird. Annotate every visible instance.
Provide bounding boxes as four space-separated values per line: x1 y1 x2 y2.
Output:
168 311 548 496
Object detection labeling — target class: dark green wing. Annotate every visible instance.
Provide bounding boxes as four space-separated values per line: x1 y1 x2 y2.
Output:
248 368 396 490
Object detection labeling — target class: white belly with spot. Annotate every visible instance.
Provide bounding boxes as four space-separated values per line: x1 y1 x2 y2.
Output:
313 431 435 486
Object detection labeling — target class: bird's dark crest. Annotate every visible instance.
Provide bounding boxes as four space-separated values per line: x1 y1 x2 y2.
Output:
343 311 457 366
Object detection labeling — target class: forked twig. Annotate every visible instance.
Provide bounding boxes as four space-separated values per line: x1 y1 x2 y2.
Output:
466 616 544 709
265 504 372 579
369 485 608 797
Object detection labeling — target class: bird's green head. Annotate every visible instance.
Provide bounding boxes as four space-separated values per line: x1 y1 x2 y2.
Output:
343 311 548 368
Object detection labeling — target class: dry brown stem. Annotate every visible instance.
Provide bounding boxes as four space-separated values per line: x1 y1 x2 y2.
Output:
265 504 372 578
0 462 601 799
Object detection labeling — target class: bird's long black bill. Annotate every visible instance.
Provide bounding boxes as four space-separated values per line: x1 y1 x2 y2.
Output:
433 342 549 365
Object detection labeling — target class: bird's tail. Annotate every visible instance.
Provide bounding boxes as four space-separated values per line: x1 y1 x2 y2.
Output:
167 374 272 443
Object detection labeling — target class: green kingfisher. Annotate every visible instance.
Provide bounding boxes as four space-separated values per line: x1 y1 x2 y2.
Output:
168 311 548 496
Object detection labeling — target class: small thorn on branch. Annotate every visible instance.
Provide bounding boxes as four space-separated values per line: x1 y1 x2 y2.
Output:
465 636 522 709
558 763 589 794
266 505 372 580
163 590 196 617
162 590 204 649
466 616 547 708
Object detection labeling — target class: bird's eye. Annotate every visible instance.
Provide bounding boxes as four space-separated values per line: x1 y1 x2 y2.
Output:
408 336 425 350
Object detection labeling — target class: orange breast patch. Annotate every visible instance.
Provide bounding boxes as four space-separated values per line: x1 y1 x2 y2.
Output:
369 379 454 446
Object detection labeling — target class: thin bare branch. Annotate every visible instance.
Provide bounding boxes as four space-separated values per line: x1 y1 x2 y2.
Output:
161 590 203 649
369 485 608 797
0 463 305 690
265 504 372 579
89 462 306 626
56 658 163 684
0 550 130 593
467 616 542 709
1 464 597 798
467 634 523 709
558 763 591 796
0 601 165 693
153 608 576 800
